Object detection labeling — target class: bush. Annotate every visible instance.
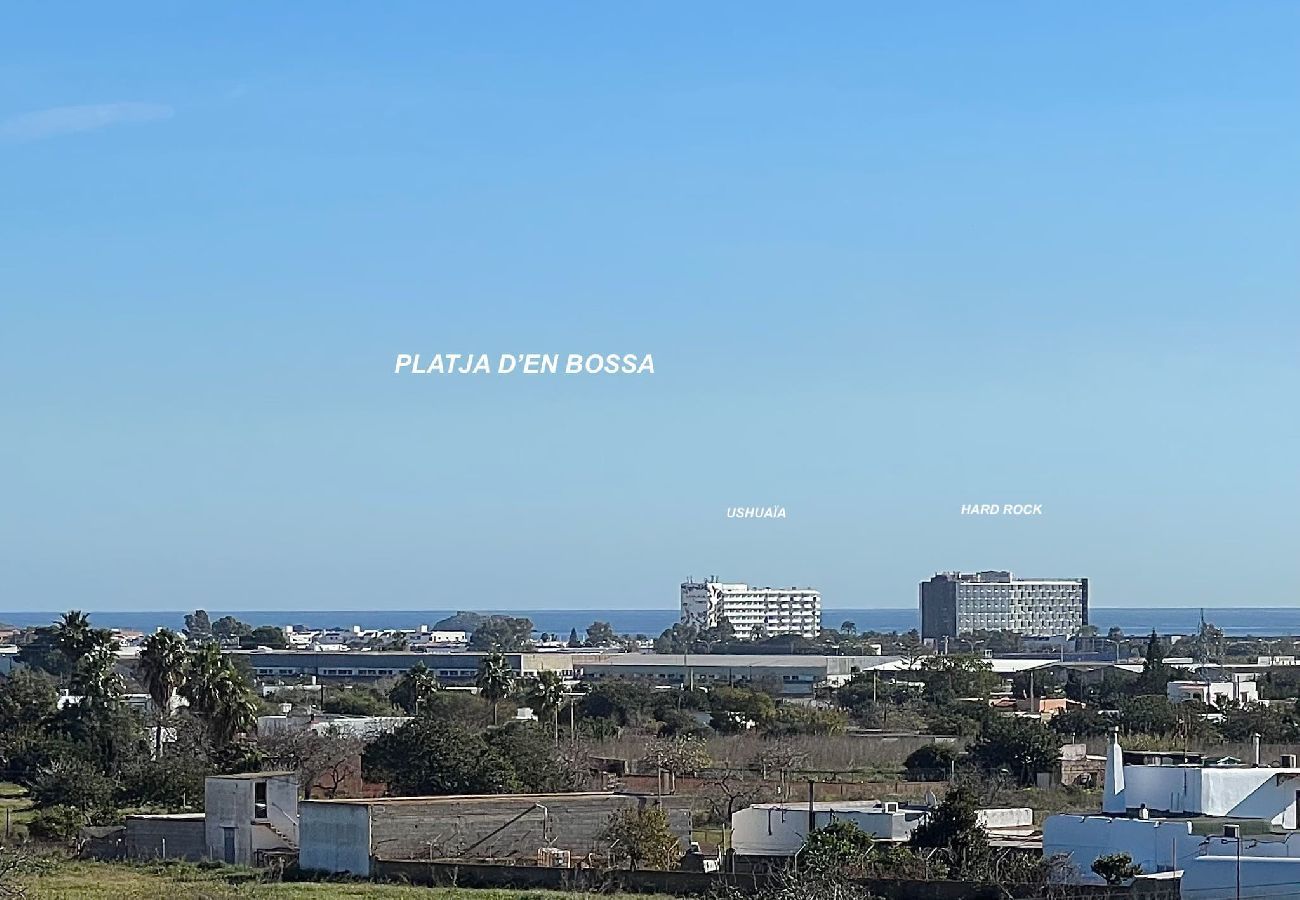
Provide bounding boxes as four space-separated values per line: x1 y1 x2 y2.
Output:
28 805 86 843
1092 852 1143 885
903 743 958 776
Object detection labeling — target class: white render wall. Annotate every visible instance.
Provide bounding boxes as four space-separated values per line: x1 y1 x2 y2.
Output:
1182 856 1300 900
731 806 924 856
732 805 1032 857
1120 766 1300 825
1044 816 1206 883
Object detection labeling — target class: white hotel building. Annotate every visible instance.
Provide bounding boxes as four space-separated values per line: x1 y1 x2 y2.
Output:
680 578 822 639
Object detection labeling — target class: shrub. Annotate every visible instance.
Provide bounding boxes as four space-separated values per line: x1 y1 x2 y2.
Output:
28 805 86 843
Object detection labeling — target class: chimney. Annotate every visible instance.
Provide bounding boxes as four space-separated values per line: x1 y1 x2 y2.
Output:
1253 733 1262 767
1103 727 1127 815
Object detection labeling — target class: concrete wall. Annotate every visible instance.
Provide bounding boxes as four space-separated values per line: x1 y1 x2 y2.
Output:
373 860 1134 900
300 793 692 875
124 816 206 861
300 801 372 876
1181 856 1300 900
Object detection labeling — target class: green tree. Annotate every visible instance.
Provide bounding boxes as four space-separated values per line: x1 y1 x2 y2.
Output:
708 686 776 729
244 625 288 649
654 622 698 654
600 805 682 869
802 820 875 873
1119 695 1184 736
1131 630 1174 696
363 718 518 795
388 663 440 715
211 616 253 642
568 627 581 647
483 723 583 793
180 644 257 746
138 629 190 756
918 655 1000 704
1049 707 1113 738
526 670 567 741
18 611 117 684
580 680 656 726
468 616 534 652
1092 852 1143 885
968 717 1061 785
585 621 618 647
903 743 958 777
475 653 515 725
909 783 992 878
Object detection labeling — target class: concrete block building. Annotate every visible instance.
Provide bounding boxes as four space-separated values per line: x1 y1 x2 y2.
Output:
204 772 300 864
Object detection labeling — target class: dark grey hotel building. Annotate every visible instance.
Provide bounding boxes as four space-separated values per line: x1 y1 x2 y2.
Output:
920 570 1089 640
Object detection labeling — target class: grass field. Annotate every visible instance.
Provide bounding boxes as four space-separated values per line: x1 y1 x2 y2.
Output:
18 860 685 900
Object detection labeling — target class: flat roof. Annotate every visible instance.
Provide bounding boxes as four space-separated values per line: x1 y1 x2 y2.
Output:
206 771 297 780
748 801 921 812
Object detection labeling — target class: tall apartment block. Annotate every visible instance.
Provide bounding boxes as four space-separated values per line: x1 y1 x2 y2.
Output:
919 570 1088 640
681 577 822 639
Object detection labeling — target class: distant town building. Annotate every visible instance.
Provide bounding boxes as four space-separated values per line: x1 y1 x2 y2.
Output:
919 570 1088 640
578 653 894 696
1167 676 1258 707
680 577 821 639
233 650 576 683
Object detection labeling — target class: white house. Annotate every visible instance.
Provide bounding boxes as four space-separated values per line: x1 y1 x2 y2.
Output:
1167 678 1258 707
1044 730 1300 886
731 800 1033 858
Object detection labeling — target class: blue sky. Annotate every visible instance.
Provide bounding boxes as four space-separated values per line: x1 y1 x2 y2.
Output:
3 4 1297 613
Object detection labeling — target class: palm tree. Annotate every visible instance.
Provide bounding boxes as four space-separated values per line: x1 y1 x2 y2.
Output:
389 663 440 715
209 667 258 745
52 610 93 655
475 653 514 726
71 644 126 709
527 670 567 744
181 643 257 746
52 610 115 683
139 629 190 755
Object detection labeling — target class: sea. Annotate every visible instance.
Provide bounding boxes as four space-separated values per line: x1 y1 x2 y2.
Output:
4 607 1300 638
